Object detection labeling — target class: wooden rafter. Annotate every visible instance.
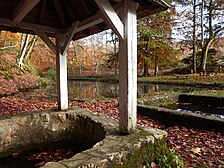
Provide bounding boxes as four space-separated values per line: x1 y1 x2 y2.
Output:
62 21 79 55
13 0 40 25
73 13 104 34
53 0 66 26
34 29 56 54
0 17 63 34
95 0 124 39
62 0 77 21
39 0 46 24
80 1 91 16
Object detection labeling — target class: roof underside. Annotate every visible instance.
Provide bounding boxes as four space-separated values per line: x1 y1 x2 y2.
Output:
0 0 168 40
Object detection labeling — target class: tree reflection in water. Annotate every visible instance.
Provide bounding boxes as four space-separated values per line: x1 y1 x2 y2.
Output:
68 80 207 101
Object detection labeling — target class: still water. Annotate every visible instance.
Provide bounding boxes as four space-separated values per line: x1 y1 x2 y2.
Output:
165 103 224 119
68 80 206 100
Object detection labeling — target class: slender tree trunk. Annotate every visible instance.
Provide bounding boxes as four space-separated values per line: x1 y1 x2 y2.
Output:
154 56 159 76
114 62 117 75
19 33 25 54
143 59 149 76
18 34 30 68
112 34 117 75
26 35 37 59
200 39 214 71
154 65 159 76
192 0 197 73
201 0 204 48
200 0 214 72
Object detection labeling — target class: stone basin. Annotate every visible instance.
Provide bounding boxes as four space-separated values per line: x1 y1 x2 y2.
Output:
0 107 167 167
138 94 224 132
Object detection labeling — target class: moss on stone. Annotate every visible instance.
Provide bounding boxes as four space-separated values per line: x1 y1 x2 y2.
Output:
115 137 184 168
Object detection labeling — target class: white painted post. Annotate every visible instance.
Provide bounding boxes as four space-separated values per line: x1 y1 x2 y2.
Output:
119 0 137 134
56 33 68 110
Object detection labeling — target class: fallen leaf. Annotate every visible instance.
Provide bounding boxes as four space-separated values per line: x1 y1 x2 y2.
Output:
191 147 201 154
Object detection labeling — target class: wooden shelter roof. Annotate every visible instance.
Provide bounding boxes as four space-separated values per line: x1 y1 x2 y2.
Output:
0 0 169 40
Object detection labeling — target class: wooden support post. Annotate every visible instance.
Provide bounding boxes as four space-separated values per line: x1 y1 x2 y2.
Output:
119 0 137 134
56 33 68 110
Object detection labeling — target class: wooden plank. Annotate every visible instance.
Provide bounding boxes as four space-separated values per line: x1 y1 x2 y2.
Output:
95 0 124 39
34 29 56 54
119 0 137 134
13 0 40 24
74 13 103 33
0 17 63 34
80 1 91 16
62 0 77 21
39 0 46 24
62 21 79 55
53 0 66 26
56 33 68 110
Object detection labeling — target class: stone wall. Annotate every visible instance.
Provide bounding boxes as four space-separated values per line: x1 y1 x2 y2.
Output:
179 94 224 107
0 107 167 167
138 94 179 106
0 108 106 158
138 105 224 132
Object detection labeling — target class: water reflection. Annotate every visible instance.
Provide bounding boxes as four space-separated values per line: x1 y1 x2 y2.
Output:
68 81 119 100
68 80 206 100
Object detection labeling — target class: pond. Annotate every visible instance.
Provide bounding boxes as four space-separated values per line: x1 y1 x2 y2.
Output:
68 80 207 100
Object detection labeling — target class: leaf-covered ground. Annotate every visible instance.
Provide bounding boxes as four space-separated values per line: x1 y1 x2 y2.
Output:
0 94 223 167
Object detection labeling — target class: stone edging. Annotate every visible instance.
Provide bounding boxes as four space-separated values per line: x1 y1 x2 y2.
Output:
0 107 167 168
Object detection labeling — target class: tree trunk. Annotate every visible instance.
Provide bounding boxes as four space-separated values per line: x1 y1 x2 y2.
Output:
143 60 149 76
26 35 37 59
114 62 117 75
18 34 30 68
112 34 117 75
201 0 204 48
154 65 159 76
200 39 214 71
200 0 214 72
154 56 159 76
192 0 197 73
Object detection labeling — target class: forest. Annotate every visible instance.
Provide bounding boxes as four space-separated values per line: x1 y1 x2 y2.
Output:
0 0 223 78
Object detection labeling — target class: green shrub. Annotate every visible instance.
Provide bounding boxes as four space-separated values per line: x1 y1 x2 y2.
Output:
42 68 56 81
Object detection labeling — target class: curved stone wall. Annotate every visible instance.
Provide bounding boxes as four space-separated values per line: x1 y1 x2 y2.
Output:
0 107 167 168
0 109 106 158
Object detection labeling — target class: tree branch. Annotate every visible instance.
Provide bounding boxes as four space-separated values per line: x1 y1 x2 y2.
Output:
214 27 224 37
0 43 18 50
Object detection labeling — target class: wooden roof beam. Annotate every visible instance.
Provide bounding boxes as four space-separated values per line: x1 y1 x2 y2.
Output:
53 0 66 26
39 0 47 24
61 21 79 55
0 17 63 34
62 0 77 21
64 12 104 36
95 0 124 39
13 0 40 25
34 29 57 54
80 1 91 16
